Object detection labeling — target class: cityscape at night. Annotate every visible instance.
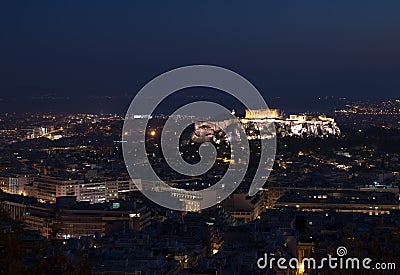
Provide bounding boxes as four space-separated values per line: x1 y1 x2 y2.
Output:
1 1 400 274
0 100 400 273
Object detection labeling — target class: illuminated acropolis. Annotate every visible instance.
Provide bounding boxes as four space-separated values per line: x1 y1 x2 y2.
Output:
192 108 340 143
245 108 280 119
242 108 340 138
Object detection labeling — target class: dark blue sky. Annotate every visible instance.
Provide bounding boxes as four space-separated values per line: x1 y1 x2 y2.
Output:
0 1 399 112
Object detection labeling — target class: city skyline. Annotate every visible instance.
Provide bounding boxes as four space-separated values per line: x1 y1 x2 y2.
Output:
1 2 400 273
1 106 400 273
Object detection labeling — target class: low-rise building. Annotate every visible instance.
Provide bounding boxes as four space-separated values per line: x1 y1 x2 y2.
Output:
0 192 151 238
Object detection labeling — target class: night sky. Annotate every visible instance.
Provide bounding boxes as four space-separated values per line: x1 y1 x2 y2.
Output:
1 1 400 113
